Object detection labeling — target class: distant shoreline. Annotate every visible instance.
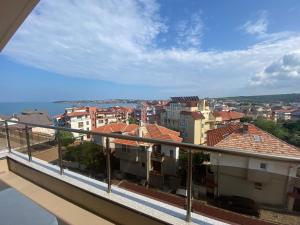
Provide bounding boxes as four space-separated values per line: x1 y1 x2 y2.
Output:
53 93 300 104
53 99 165 104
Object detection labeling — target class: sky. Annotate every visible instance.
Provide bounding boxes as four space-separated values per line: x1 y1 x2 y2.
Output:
1 0 300 102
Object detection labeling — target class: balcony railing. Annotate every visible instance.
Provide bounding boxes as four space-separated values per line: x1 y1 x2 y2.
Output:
2 119 300 224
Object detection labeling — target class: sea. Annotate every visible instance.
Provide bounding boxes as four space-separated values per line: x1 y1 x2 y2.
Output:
0 102 136 117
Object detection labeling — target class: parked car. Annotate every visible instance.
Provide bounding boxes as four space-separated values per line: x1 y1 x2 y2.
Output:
215 195 259 217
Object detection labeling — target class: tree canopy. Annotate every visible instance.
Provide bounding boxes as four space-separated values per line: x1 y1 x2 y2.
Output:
57 130 74 146
64 142 106 175
254 119 300 147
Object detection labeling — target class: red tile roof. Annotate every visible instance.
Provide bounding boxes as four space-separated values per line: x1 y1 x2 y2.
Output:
207 124 240 146
207 123 300 157
145 124 182 142
94 123 182 146
113 139 139 147
66 111 90 117
109 106 134 113
213 111 244 121
92 123 138 134
181 111 205 120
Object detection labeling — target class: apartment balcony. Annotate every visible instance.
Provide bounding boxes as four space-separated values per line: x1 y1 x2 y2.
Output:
0 119 299 225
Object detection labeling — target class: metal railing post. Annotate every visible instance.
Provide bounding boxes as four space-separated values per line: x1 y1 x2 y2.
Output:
57 130 64 175
106 137 111 193
186 149 192 222
25 125 32 162
4 121 11 152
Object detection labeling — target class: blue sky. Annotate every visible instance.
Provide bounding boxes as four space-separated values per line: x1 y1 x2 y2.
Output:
1 0 300 102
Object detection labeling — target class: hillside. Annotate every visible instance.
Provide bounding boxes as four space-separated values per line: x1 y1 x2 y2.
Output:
216 93 300 103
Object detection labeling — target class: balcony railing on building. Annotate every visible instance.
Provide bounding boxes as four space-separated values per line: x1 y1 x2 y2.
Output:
1 119 300 225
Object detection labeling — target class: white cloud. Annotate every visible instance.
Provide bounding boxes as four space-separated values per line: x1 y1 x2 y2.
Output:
3 0 300 97
250 52 300 86
176 12 203 48
241 10 268 35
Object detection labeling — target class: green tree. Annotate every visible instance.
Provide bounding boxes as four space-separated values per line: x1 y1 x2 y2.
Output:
240 116 253 123
254 119 289 140
57 130 74 146
64 142 106 176
128 117 137 124
79 142 106 175
289 134 300 147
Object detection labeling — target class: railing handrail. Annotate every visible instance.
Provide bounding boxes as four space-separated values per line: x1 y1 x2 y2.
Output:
4 119 300 163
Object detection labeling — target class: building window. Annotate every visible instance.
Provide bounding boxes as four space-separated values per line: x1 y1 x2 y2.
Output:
170 150 174 157
77 116 82 119
86 121 89 125
78 122 84 128
142 162 145 168
260 163 267 170
180 120 185 127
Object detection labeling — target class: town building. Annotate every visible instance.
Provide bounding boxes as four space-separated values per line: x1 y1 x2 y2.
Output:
96 106 132 127
92 123 182 189
291 109 300 121
96 109 119 127
213 111 245 127
273 109 294 121
160 96 216 144
58 107 92 140
6 110 54 136
57 106 133 140
134 102 156 124
207 123 300 212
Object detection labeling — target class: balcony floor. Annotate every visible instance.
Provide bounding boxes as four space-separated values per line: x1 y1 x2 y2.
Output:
0 170 114 225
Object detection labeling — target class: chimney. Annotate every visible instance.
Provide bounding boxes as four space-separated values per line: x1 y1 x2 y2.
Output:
138 126 143 137
243 123 249 133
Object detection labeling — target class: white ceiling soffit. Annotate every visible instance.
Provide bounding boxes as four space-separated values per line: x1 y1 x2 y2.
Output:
0 0 39 52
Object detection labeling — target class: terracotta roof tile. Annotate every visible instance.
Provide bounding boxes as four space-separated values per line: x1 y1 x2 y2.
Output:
95 123 182 146
92 123 138 134
113 139 139 147
207 123 300 157
66 111 90 117
214 111 244 121
207 124 240 146
145 124 182 142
